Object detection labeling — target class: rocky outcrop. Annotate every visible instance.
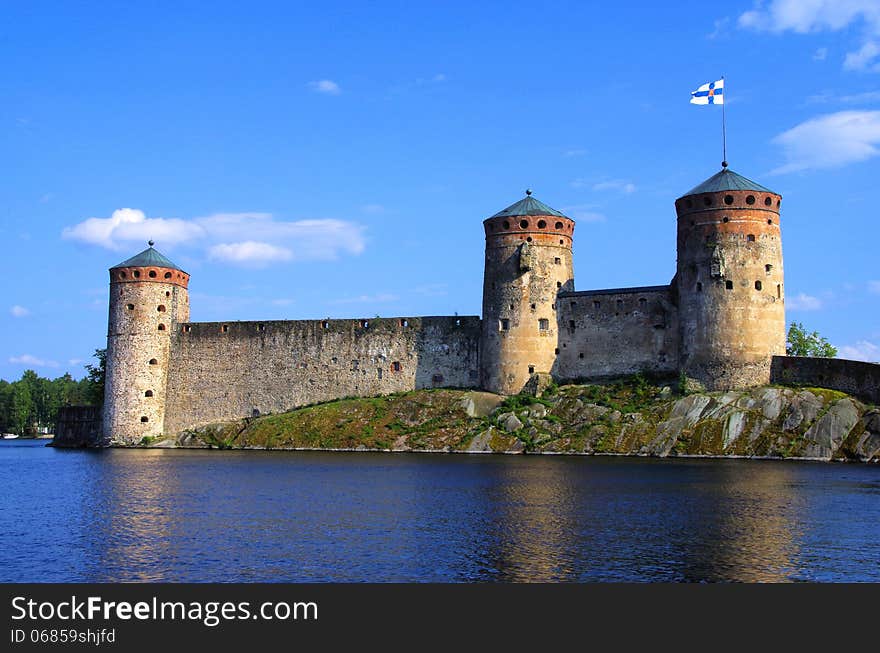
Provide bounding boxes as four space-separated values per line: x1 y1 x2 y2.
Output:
159 383 879 462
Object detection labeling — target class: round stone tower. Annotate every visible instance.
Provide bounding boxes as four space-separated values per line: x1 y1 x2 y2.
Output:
675 166 786 390
480 192 575 395
103 242 190 445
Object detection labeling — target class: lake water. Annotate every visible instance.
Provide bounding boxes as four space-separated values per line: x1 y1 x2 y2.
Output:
1 440 878 582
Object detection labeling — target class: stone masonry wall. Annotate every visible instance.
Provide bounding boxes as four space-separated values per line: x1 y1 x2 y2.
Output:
163 316 481 435
553 286 679 382
771 356 880 405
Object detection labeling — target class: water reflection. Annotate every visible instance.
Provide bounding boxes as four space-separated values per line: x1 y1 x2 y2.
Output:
2 442 879 583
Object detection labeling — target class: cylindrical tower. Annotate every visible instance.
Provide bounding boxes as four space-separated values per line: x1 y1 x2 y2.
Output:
480 191 575 395
103 242 190 445
675 166 785 390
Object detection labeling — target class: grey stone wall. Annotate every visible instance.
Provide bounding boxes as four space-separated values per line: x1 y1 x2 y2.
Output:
553 286 680 382
771 356 880 405
163 316 481 434
52 406 106 448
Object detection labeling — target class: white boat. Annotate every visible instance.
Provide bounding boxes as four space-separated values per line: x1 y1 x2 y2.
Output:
2 434 19 440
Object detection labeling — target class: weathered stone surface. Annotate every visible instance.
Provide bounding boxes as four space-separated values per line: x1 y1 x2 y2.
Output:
803 399 860 459
758 387 785 421
864 410 880 434
722 411 747 449
528 403 547 419
782 391 824 432
855 432 880 462
466 430 493 452
502 413 523 433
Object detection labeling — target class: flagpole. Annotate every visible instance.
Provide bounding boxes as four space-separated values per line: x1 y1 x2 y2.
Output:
721 76 727 168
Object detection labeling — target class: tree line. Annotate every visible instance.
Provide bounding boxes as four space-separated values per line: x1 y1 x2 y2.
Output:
0 349 105 435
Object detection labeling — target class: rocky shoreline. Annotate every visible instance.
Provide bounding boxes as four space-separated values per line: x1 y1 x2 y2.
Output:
130 378 880 463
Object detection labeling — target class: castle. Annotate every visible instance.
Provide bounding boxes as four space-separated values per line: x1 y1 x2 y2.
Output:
102 165 786 445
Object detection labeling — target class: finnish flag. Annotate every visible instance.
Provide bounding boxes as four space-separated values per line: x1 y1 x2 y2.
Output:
691 79 724 105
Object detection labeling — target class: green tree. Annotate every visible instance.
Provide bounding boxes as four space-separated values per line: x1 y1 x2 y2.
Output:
10 382 33 435
786 322 838 358
84 348 106 406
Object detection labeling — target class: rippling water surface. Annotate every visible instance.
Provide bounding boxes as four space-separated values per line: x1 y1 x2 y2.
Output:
1 440 878 582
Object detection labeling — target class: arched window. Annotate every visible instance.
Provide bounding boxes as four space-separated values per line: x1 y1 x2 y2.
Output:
148 359 158 365
158 324 166 331
537 220 546 229
145 390 154 397
755 280 763 291
140 416 149 423
157 305 166 312
555 221 563 229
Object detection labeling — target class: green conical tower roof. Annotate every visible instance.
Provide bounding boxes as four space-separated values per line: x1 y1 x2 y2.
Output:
490 192 567 219
680 167 776 198
111 243 185 272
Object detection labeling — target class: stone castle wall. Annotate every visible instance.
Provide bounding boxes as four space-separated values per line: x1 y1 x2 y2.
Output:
771 356 880 406
163 316 481 434
676 187 786 390
553 286 679 381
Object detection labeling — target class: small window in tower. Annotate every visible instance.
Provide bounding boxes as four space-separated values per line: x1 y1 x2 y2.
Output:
777 199 781 208
755 280 763 291
157 305 166 312
530 303 536 310
537 220 547 229
765 264 773 274
570 301 576 309
126 304 134 310
377 368 383 380
746 195 756 205
145 390 154 397
557 281 562 289
559 239 564 245
503 221 510 230
322 321 329 329
158 324 166 331
183 325 191 333
777 284 782 299
593 301 600 309
616 299 623 310
554 257 561 265
164 272 172 279
165 291 170 297
724 195 734 205
528 366 535 374
140 416 149 423
400 319 408 328
697 282 703 292
133 271 141 278
767 219 773 225
432 374 444 384
149 270 157 278
520 220 529 229
554 348 560 355
362 320 369 328
764 197 772 206
703 197 712 207
258 324 265 331
555 221 563 229
148 359 158 365
539 318 549 331
747 234 756 242
725 280 733 290
722 217 729 223
391 361 402 372
569 320 575 328
221 324 228 333
500 319 510 331
526 237 533 243
119 272 127 279
579 353 585 359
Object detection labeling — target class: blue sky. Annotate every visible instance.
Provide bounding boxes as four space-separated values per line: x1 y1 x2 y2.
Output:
3 0 880 380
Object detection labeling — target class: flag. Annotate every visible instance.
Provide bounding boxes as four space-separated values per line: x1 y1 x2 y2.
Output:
690 79 724 105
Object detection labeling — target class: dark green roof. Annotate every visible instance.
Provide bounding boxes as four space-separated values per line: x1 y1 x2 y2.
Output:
111 245 184 272
681 168 776 198
490 195 567 219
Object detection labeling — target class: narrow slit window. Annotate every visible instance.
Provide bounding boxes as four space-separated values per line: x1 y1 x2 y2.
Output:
539 318 549 331
725 280 734 290
391 361 402 372
747 234 756 242
528 366 535 374
755 280 763 291
500 319 510 331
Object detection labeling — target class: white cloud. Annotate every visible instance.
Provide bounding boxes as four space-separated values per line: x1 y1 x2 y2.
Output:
807 90 880 104
308 79 341 95
62 208 205 250
362 204 385 214
592 179 637 194
63 210 366 267
838 340 880 362
330 293 399 304
708 17 730 39
208 241 292 266
814 47 828 61
738 1 880 70
10 305 30 318
869 280 880 293
771 110 880 173
9 354 59 368
786 292 823 311
68 358 83 366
